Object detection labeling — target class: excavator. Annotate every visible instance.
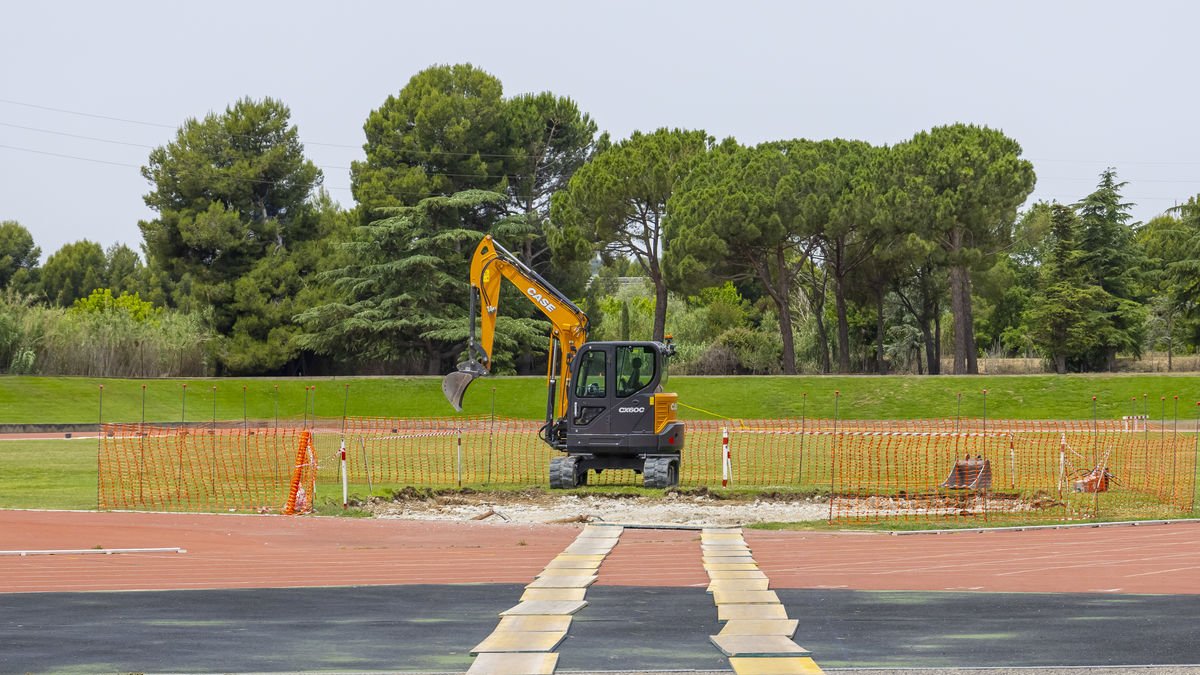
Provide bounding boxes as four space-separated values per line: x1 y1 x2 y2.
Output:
442 235 684 488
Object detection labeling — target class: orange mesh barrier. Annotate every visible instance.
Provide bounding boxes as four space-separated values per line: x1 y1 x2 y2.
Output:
827 421 1197 525
99 423 300 513
98 416 1198 524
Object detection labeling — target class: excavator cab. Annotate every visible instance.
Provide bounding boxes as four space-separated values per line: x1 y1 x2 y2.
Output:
547 340 684 489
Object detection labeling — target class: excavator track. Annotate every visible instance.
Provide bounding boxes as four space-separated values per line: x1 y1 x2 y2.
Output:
643 456 679 489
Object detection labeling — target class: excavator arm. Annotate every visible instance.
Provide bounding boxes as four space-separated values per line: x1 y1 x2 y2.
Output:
442 235 589 420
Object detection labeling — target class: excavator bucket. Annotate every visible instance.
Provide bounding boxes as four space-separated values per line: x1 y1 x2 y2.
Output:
442 362 487 411
940 455 992 491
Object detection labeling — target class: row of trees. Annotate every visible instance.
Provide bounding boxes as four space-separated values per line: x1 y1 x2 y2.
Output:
1 63 1196 377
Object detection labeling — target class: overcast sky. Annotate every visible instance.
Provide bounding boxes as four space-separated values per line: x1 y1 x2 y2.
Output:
2 0 1198 260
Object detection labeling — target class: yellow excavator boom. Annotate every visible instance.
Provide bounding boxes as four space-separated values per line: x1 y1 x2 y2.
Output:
442 235 589 417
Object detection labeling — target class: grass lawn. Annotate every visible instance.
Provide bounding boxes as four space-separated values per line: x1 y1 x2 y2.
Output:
2 373 1200 425
2 373 1199 518
0 438 97 510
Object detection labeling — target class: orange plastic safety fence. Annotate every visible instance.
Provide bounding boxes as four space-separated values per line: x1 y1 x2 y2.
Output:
99 423 301 512
827 420 1198 525
98 417 1198 524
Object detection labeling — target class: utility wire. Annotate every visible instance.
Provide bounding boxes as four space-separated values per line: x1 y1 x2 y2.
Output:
0 142 142 168
0 143 352 192
0 97 557 157
0 97 175 128
0 121 157 148
0 117 546 180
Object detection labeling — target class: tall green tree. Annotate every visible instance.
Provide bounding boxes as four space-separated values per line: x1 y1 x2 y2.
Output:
497 92 599 295
0 221 40 291
139 96 323 372
892 124 1036 374
103 243 144 296
1022 204 1108 373
551 128 713 341
888 236 947 374
351 63 509 215
1140 198 1200 361
667 140 810 374
1072 168 1147 369
40 240 105 306
804 140 883 373
223 190 350 373
297 190 544 374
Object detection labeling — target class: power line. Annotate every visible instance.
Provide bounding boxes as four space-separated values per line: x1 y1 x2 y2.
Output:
0 143 354 192
0 97 572 158
0 97 176 129
0 143 142 168
1030 157 1200 167
8 97 1200 166
0 121 156 148
0 94 355 145
1041 175 1200 185
0 116 542 180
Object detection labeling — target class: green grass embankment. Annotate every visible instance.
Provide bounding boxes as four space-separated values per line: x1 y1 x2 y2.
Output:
3 373 1200 514
3 373 1200 425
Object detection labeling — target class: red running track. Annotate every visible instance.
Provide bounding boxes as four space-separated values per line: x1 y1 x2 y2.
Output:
1 510 1197 595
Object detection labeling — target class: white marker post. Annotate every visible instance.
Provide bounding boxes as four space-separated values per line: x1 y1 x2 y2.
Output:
340 438 348 509
721 427 732 487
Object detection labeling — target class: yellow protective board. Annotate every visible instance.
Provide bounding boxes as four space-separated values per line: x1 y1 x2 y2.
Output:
704 556 757 564
710 635 811 657
718 603 789 622
712 589 781 605
537 566 600 576
718 619 799 637
707 578 771 592
545 559 603 569
551 554 606 561
701 532 745 540
495 615 572 633
521 587 588 602
526 575 598 589
707 570 769 580
563 545 615 555
471 630 567 654
704 563 759 571
578 530 622 539
729 656 825 674
467 652 559 675
500 599 588 616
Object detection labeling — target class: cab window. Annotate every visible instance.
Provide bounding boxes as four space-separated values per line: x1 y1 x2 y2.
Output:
574 350 607 398
616 345 655 398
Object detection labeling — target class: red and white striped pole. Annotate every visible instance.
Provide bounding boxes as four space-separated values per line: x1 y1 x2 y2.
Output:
340 438 348 509
721 427 731 487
